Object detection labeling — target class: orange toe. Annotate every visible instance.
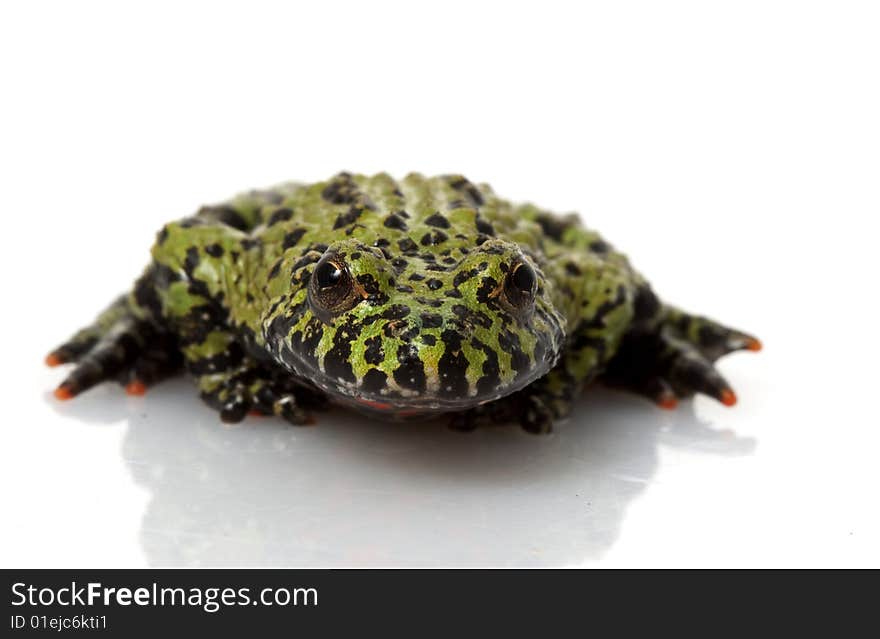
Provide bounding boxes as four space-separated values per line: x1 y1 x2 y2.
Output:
125 380 147 396
45 353 63 367
720 389 738 407
658 396 678 410
54 385 74 401
746 338 763 352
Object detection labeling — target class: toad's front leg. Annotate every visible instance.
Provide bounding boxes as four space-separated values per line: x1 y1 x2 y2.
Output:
602 308 761 409
183 329 325 425
449 367 583 434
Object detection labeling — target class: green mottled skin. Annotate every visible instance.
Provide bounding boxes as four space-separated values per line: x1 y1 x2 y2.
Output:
49 173 759 433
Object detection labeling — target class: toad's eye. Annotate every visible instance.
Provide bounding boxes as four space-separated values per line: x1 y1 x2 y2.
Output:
308 253 360 322
315 259 343 288
503 261 537 309
510 262 535 293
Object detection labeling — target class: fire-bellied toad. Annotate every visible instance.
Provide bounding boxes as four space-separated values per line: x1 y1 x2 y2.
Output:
47 172 760 433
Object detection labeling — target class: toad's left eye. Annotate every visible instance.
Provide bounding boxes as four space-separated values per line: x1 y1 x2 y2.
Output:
308 252 362 323
510 262 535 293
503 261 537 308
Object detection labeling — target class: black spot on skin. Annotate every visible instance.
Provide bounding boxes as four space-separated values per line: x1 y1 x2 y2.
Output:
420 313 443 328
281 228 306 251
268 208 294 226
395 285 414 294
471 337 501 396
534 213 575 241
425 212 451 228
442 257 457 266
438 329 469 398
452 304 492 329
292 253 321 272
361 368 387 394
374 238 390 248
445 289 463 298
287 317 325 369
475 234 490 246
498 329 530 379
476 276 498 303
183 246 200 276
398 238 418 254
323 322 358 384
393 344 426 393
350 251 362 260
408 273 425 282
240 238 260 250
322 172 375 208
589 240 610 254
421 334 437 346
453 269 477 288
384 214 408 230
391 257 409 271
333 206 363 230
267 259 282 280
420 230 449 246
356 273 382 297
565 262 581 276
475 217 495 236
425 264 448 272
397 209 411 219
156 227 169 245
447 176 485 207
199 205 249 231
363 336 384 366
381 304 411 320
205 243 224 258
426 279 443 291
415 296 443 308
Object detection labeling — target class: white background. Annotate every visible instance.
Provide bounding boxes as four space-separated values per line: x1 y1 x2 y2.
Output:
1 1 878 567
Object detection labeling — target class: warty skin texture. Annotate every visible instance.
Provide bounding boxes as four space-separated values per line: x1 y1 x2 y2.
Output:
47 172 760 433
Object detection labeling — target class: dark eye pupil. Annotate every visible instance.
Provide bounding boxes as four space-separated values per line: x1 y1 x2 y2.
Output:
511 263 535 292
316 261 342 288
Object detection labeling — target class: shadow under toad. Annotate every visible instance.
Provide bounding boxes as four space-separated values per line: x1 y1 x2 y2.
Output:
47 378 755 567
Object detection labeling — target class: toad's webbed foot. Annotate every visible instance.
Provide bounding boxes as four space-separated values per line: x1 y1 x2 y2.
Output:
191 351 327 426
47 296 182 399
603 310 760 409
450 369 578 435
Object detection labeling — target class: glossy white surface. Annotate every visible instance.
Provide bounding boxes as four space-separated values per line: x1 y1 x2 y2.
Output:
1 1 878 567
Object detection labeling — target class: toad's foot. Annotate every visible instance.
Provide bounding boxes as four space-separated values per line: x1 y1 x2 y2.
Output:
450 368 578 435
47 296 182 399
602 311 760 408
194 357 327 426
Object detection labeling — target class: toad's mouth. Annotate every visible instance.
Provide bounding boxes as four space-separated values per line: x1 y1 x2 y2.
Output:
277 342 559 419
